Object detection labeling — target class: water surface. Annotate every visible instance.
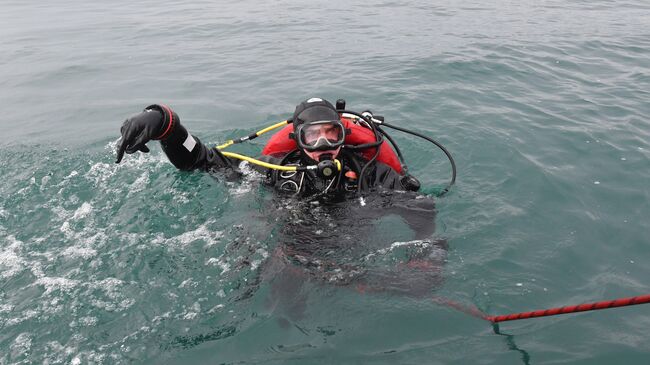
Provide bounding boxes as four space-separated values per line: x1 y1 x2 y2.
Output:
1 1 649 364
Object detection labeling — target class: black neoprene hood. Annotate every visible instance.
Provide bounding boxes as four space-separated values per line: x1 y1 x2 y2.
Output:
292 98 340 128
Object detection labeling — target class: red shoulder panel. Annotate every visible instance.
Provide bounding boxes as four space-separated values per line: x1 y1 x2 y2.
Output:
261 117 403 174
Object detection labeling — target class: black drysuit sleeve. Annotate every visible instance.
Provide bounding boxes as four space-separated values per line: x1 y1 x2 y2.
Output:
147 104 235 172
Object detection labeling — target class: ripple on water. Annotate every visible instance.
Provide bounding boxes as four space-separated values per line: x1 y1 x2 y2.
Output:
2 1 650 362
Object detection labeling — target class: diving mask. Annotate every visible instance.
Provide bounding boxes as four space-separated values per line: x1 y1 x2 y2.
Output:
295 120 346 151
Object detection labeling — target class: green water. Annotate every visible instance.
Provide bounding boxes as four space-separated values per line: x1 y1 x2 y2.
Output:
2 1 650 363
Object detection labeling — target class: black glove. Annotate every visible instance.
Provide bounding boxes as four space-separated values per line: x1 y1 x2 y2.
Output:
115 109 165 163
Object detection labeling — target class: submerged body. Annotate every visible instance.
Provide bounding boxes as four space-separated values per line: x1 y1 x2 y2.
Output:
116 99 446 300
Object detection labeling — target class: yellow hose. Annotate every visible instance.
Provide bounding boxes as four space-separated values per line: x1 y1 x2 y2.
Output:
216 120 289 151
217 120 341 174
220 151 299 171
255 120 290 136
216 140 234 150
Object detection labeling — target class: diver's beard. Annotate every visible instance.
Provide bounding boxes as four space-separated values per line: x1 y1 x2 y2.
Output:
299 150 318 164
301 147 339 164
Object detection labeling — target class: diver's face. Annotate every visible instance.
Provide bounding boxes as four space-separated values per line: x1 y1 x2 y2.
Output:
301 123 342 146
304 147 341 161
298 122 343 161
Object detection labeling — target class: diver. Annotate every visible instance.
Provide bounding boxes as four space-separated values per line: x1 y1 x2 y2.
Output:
116 97 420 196
115 97 450 300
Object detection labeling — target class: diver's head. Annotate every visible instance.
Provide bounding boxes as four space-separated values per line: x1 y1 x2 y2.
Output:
291 98 345 162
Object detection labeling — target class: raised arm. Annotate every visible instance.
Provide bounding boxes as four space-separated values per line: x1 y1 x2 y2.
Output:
115 104 233 171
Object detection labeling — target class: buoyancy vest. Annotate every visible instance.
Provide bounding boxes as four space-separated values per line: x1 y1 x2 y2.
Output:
261 116 404 174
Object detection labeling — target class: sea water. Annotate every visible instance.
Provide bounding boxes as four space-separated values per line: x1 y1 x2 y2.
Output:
1 1 649 363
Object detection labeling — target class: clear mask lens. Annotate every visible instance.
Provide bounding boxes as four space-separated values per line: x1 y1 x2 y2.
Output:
298 121 344 150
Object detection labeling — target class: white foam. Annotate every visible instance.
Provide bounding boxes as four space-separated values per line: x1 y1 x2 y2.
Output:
172 222 223 246
167 187 190 204
362 239 434 261
227 181 251 196
85 154 161 205
207 304 225 313
41 175 51 189
257 248 269 259
218 260 231 274
0 235 26 279
229 161 263 196
41 340 81 365
107 138 120 151
6 309 39 326
90 278 124 298
59 221 73 236
35 277 80 294
84 231 108 246
84 278 134 311
127 171 150 197
0 303 14 313
181 302 201 320
30 261 45 278
61 246 97 260
183 312 198 320
178 279 197 288
72 202 93 220
51 205 69 220
206 257 220 266
10 332 32 357
249 259 262 270
119 299 135 310
249 248 269 270
89 296 134 312
390 240 430 249
84 162 116 186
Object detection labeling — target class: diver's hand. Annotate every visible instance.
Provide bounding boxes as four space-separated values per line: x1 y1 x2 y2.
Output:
115 109 164 163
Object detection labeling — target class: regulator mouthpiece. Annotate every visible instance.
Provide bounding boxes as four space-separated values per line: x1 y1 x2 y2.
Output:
317 154 339 178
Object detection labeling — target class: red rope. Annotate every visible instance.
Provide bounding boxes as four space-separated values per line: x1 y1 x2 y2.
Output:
486 293 650 323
